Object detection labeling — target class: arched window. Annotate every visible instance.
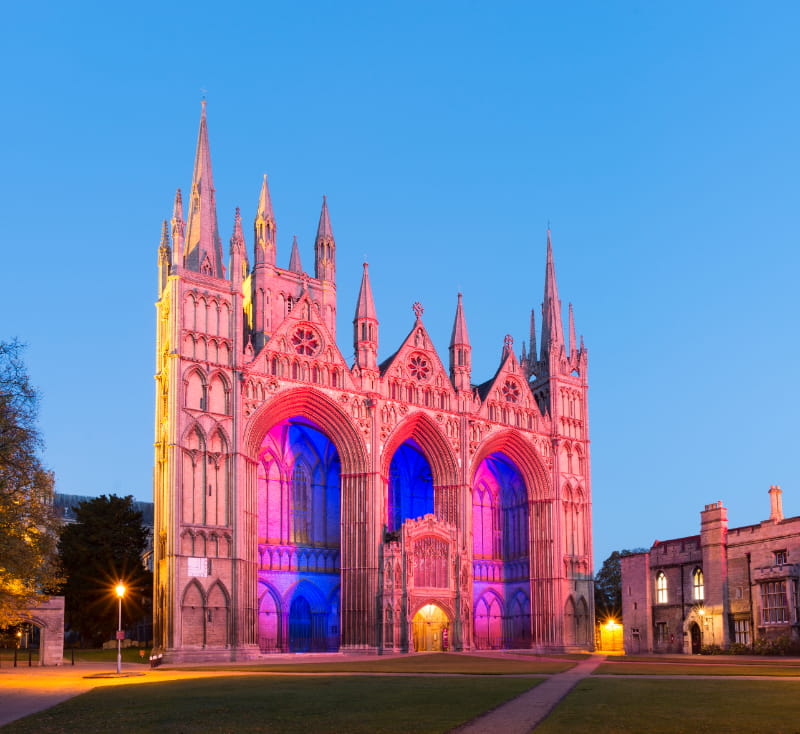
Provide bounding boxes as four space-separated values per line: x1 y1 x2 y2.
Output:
291 464 310 544
693 568 704 601
656 571 668 604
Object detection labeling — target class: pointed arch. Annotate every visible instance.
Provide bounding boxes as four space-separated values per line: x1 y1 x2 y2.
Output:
206 580 230 647
474 589 504 650
470 429 551 501
208 371 231 414
184 367 207 411
181 580 205 647
258 582 281 652
563 596 577 646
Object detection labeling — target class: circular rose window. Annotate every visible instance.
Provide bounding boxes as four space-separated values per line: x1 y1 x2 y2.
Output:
408 353 431 381
292 327 320 356
502 379 521 403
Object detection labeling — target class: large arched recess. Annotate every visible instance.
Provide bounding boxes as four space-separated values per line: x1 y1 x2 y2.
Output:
469 430 558 647
380 411 459 526
243 387 373 649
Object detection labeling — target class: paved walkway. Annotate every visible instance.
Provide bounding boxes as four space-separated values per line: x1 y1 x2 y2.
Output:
453 654 606 734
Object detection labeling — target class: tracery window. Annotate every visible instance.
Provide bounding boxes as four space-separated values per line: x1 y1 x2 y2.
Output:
502 379 521 403
292 327 319 356
291 464 311 544
408 353 430 381
656 572 668 604
692 568 704 601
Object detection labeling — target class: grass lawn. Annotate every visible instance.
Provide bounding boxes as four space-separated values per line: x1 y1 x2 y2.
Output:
537 678 800 734
189 652 574 675
5 674 542 734
595 660 800 676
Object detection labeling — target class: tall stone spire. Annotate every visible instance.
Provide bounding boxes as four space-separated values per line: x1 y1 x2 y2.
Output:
449 293 472 391
314 196 336 282
183 100 224 278
353 262 378 372
540 229 564 360
254 174 276 266
288 235 303 273
568 303 577 358
229 207 248 287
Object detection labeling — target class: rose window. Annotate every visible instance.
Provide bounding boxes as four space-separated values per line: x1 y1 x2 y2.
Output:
408 353 431 381
292 327 319 356
502 379 521 403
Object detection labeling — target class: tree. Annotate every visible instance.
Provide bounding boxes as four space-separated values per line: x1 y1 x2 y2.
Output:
0 340 62 626
58 495 152 645
594 548 647 622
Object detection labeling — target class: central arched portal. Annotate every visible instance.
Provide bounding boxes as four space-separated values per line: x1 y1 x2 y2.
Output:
256 417 341 652
413 603 449 651
387 440 434 532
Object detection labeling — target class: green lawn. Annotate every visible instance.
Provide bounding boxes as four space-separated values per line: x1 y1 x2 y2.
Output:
63 647 150 664
189 652 574 675
537 678 800 733
595 660 800 676
4 674 542 734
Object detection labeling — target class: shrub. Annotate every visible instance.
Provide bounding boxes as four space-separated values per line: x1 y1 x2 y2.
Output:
699 644 723 655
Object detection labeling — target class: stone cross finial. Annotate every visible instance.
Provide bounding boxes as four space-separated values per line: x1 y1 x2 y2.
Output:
504 334 514 350
413 302 424 320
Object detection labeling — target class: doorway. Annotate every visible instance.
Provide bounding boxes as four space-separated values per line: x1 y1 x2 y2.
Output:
690 622 701 654
413 604 449 652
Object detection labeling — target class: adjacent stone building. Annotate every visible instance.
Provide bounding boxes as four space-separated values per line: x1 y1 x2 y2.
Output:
152 103 594 661
621 486 799 654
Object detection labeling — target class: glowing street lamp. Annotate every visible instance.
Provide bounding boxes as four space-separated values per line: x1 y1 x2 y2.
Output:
115 583 126 675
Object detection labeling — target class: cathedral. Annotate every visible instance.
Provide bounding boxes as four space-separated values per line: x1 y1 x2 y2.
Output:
152 103 594 661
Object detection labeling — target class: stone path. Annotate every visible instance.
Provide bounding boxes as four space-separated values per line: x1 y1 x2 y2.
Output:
452 654 607 734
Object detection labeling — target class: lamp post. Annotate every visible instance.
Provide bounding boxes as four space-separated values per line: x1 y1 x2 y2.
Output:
115 583 125 674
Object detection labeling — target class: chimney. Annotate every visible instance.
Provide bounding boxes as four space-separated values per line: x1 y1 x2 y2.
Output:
769 485 784 522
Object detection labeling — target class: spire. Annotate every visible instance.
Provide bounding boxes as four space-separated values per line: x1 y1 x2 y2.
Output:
229 207 248 286
158 219 171 293
314 195 336 282
170 188 185 269
288 235 303 273
540 228 564 359
354 262 377 322
353 263 379 372
254 174 276 266
568 303 577 357
183 100 224 278
528 309 538 376
449 293 472 391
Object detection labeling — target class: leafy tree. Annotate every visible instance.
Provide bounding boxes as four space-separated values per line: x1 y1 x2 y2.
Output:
0 340 62 626
58 495 152 645
594 548 647 622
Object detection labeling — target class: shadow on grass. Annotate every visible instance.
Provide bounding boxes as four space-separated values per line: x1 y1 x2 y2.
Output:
5 674 543 734
186 652 574 676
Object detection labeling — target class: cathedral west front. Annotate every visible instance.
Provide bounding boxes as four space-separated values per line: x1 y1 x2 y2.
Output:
152 103 594 661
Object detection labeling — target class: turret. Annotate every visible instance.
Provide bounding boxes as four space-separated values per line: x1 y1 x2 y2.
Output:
183 101 224 278
254 174 276 266
170 189 184 271
314 196 335 282
229 207 248 289
158 220 171 294
288 236 303 274
353 263 378 372
448 293 472 392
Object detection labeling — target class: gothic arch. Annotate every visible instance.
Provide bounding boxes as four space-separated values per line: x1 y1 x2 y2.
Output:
380 411 458 489
244 387 367 474
470 429 551 501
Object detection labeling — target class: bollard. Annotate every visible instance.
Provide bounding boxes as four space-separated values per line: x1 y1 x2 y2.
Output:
13 647 17 668
28 649 32 667
71 646 75 666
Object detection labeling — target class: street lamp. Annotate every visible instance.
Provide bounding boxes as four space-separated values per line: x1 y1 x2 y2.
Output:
115 583 126 674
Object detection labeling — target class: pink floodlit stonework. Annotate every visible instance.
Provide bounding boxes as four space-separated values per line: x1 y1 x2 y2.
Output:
152 104 593 662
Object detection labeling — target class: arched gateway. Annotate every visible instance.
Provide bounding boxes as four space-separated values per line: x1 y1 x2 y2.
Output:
152 104 594 661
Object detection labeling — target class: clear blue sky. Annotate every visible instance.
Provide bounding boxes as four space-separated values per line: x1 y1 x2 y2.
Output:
2 2 798 568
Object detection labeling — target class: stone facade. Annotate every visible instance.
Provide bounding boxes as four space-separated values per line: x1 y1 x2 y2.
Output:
621 486 800 654
152 103 594 661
